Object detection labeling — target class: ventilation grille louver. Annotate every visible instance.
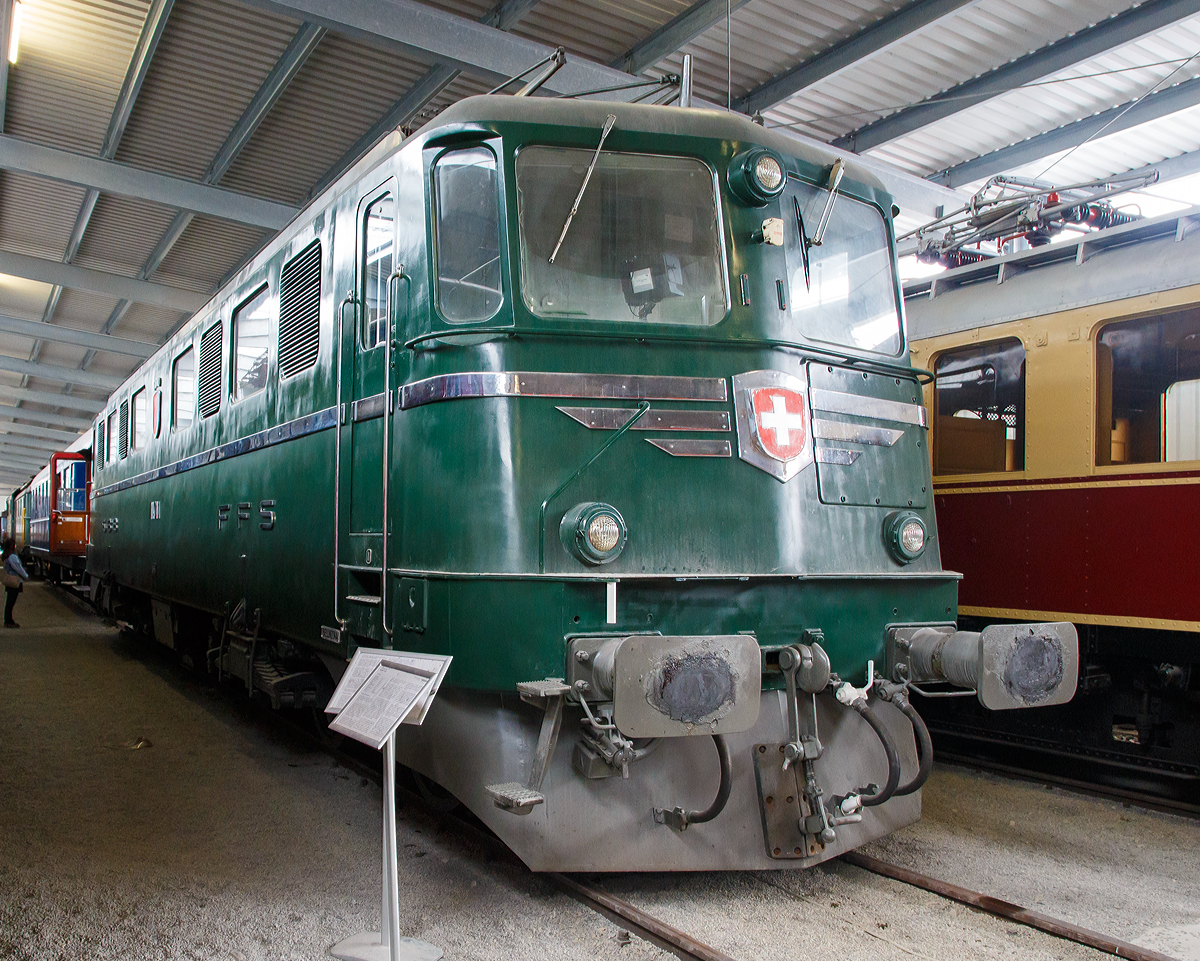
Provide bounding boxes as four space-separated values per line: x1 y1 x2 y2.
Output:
96 426 104 469
118 401 129 459
278 240 321 379
198 322 223 419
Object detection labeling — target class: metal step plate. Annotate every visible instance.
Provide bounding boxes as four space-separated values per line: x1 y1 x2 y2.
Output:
484 782 545 815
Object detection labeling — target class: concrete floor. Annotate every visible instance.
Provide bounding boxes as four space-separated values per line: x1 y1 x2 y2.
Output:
1 581 1197 960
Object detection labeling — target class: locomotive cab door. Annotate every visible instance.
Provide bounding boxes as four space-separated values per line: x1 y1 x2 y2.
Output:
336 181 399 643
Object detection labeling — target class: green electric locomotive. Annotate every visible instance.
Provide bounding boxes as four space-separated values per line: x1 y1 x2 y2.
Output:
88 95 1077 871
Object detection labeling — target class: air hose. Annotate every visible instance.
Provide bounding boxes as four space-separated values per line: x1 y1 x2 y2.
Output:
835 684 901 807
891 692 933 797
654 734 732 831
687 734 732 825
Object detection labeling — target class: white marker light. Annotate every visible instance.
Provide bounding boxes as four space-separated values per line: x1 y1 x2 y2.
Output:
7 1 20 65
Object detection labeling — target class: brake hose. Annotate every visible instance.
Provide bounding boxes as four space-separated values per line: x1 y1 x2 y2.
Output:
836 687 901 807
891 692 934 797
655 734 732 830
686 734 732 825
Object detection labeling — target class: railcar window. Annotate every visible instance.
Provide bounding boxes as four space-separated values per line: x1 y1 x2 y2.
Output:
233 287 270 400
933 338 1026 474
1097 307 1200 465
786 182 901 355
516 148 726 326
107 412 118 466
57 460 85 511
362 195 394 349
131 387 147 451
173 347 195 430
434 147 502 323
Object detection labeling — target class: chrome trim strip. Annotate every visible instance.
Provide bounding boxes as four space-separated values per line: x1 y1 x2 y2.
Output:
401 371 728 408
558 406 730 432
812 418 904 447
93 405 338 497
645 438 732 457
815 446 862 466
810 388 927 428
352 391 387 422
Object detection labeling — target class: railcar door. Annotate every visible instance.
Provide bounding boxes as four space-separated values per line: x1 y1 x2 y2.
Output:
335 181 399 643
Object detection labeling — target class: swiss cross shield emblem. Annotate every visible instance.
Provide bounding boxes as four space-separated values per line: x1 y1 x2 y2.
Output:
750 388 808 462
732 370 813 482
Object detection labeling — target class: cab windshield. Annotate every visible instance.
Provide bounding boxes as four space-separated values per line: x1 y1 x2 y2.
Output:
516 147 727 326
786 180 902 356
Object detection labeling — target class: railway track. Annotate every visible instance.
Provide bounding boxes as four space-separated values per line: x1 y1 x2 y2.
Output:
926 726 1200 819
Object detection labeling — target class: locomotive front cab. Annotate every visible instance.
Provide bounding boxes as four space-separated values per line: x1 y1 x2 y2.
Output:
359 97 1078 870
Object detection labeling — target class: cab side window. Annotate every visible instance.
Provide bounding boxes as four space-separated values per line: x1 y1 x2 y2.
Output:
1097 308 1200 464
434 146 502 323
362 195 394 349
933 338 1026 474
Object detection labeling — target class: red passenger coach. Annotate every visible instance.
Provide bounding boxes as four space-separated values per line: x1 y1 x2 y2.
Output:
906 209 1200 803
26 451 91 582
936 472 1200 630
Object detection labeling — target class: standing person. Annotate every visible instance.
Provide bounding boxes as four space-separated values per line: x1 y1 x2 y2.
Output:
2 538 28 628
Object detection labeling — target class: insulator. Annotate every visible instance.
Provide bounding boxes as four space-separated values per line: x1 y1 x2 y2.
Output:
1084 204 1139 230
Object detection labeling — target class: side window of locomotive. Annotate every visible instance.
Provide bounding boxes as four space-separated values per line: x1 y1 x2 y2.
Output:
933 338 1026 475
107 411 119 465
362 195 394 349
786 182 901 356
1097 308 1200 465
434 146 502 323
173 346 196 431
516 147 726 326
233 287 270 400
130 387 147 451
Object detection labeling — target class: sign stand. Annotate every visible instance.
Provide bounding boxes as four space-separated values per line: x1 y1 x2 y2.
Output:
326 650 453 961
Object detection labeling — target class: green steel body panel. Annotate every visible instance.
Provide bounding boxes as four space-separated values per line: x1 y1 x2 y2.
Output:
89 96 956 695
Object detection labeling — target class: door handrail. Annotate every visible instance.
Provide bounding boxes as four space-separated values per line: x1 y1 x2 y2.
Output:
381 266 408 639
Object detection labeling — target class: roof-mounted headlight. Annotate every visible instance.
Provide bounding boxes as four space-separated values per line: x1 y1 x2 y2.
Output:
728 148 786 206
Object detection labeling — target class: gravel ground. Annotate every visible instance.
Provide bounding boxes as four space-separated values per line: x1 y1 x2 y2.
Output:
2 581 1196 960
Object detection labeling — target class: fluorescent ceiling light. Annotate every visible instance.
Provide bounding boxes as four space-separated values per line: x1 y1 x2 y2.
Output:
8 1 21 65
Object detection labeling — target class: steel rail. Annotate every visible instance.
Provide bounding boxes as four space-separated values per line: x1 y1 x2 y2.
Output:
841 851 1175 961
549 873 738 961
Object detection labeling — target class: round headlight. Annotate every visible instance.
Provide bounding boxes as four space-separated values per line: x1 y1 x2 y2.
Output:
561 502 627 565
587 513 621 554
727 148 787 206
754 155 783 192
899 518 925 556
884 511 927 564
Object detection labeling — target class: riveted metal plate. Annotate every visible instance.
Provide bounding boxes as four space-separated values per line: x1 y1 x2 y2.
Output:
752 743 823 859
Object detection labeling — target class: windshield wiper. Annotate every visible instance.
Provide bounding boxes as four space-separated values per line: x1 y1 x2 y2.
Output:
793 196 811 291
548 114 617 264
810 158 845 247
